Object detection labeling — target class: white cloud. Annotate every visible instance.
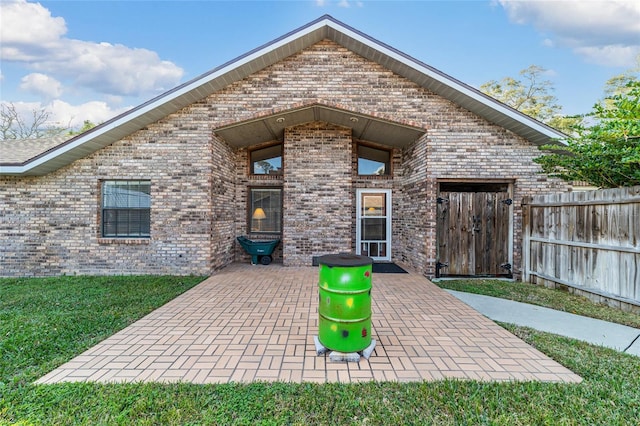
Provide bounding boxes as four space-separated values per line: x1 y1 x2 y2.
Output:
48 99 131 128
5 99 131 130
0 0 66 57
19 73 63 99
0 0 184 97
499 0 640 67
27 39 184 96
574 45 640 68
105 95 125 106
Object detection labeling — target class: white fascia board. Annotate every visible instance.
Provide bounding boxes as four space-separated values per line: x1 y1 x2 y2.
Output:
0 164 24 174
146 19 327 107
326 20 565 141
2 20 330 176
1 16 565 177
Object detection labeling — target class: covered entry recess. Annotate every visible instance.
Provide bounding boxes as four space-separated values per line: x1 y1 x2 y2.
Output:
436 181 513 278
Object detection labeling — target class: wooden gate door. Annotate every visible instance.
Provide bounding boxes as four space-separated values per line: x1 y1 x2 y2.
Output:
436 190 512 277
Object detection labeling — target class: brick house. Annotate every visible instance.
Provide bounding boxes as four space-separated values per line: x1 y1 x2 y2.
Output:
0 16 567 278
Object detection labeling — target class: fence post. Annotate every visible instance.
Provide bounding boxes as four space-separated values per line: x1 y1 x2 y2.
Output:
521 196 531 283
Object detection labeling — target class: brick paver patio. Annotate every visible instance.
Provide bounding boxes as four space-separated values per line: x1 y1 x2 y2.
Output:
37 264 581 384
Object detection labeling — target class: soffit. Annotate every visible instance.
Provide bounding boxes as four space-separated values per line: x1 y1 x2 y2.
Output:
0 15 564 176
214 104 426 148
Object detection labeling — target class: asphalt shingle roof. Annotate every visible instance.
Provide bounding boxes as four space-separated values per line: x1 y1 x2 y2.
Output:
0 135 71 164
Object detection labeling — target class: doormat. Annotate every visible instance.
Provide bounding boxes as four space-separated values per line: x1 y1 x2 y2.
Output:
372 263 408 274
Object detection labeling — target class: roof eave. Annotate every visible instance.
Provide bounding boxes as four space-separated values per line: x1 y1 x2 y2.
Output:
1 18 335 176
0 15 565 176
320 18 566 144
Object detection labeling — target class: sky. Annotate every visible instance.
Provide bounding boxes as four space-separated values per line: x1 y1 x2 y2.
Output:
1 0 639 130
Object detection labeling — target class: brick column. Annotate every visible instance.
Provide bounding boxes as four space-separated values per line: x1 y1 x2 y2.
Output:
283 122 353 266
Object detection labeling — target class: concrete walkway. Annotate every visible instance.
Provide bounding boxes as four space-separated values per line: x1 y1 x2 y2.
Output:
446 290 640 357
36 264 581 385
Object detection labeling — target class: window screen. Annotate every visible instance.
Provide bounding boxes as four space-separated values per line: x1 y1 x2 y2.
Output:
249 187 282 233
102 180 151 238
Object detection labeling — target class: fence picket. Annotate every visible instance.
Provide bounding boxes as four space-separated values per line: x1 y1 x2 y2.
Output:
523 186 640 310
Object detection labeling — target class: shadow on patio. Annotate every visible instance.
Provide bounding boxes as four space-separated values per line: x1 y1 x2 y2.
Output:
37 263 581 384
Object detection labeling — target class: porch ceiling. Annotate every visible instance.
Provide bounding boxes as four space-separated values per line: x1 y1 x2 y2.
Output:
214 104 427 148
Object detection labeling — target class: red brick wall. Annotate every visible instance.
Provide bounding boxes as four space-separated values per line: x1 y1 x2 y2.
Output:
282 122 353 265
206 40 567 276
0 106 234 276
0 39 567 277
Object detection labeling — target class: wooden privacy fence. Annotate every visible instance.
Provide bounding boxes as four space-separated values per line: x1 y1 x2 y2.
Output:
522 185 640 310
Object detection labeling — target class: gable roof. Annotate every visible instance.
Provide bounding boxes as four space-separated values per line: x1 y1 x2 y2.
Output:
0 15 565 176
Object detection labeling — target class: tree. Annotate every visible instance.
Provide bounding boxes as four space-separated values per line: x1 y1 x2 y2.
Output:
601 54 639 107
0 102 67 140
255 160 274 174
67 120 98 136
545 114 583 137
0 103 98 140
480 65 562 123
534 81 640 188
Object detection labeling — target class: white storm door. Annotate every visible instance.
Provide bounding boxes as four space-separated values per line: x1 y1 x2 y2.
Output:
356 189 391 261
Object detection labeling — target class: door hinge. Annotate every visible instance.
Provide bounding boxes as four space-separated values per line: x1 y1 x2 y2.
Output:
501 198 513 205
500 263 512 270
437 197 449 204
435 261 449 278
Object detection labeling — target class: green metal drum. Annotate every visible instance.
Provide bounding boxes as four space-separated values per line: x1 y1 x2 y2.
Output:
318 254 373 352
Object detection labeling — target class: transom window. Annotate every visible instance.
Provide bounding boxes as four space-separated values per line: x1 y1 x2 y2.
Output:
102 180 151 238
357 144 391 176
250 143 282 175
249 187 282 233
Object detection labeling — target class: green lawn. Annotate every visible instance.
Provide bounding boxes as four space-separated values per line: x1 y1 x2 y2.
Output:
1 276 639 425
